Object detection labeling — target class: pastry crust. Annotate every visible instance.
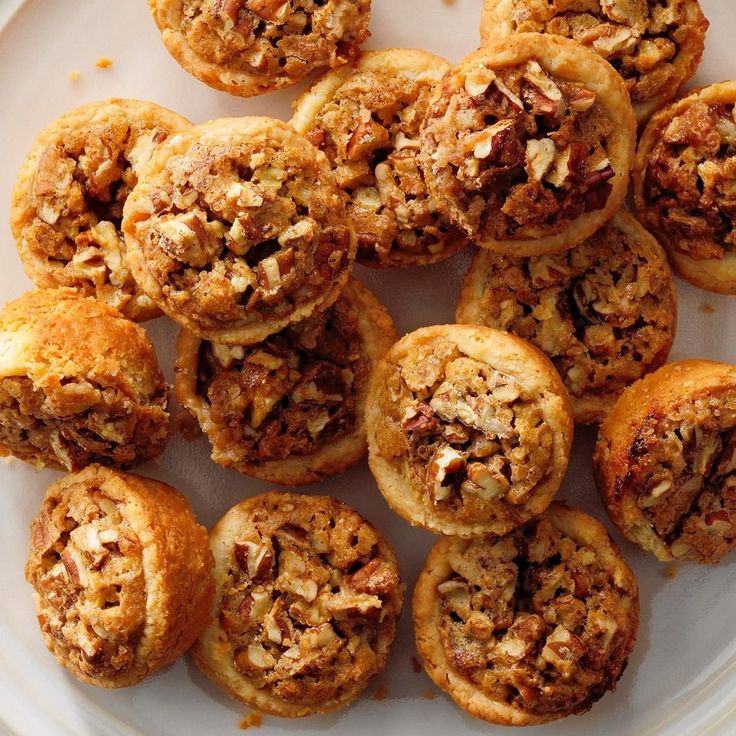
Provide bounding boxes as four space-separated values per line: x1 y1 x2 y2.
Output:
10 99 191 321
122 117 356 345
291 49 469 268
149 0 371 98
413 503 639 725
175 277 397 485
193 491 404 717
634 82 736 294
366 324 573 537
419 34 635 257
595 360 736 564
25 465 214 688
456 211 678 424
480 0 708 124
0 289 170 471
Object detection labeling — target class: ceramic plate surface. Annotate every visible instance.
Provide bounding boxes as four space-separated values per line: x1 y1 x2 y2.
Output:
1 1 736 734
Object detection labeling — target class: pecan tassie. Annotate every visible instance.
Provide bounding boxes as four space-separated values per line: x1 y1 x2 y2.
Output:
175 278 397 485
366 325 573 537
10 99 191 321
0 289 169 471
595 360 736 564
149 0 371 97
122 117 356 345
413 503 638 726
291 49 469 268
419 34 635 257
634 82 736 294
194 492 404 717
26 465 214 688
457 211 678 424
481 0 708 124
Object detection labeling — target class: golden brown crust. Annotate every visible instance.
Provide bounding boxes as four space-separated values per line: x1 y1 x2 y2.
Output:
122 117 356 345
366 324 573 537
413 503 639 726
193 491 404 717
10 99 192 321
290 49 469 268
456 211 678 424
480 0 708 124
595 360 736 563
25 464 214 688
149 0 371 98
419 34 635 257
634 82 736 294
0 289 169 471
174 277 397 485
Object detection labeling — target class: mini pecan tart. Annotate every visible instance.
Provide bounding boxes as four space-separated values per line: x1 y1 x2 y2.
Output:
413 503 638 725
457 211 678 425
291 49 469 268
26 465 214 688
175 277 397 485
366 324 573 537
0 289 169 471
194 491 404 717
634 82 736 294
480 0 708 124
149 0 371 98
10 99 191 321
595 360 736 564
122 117 356 345
419 34 635 257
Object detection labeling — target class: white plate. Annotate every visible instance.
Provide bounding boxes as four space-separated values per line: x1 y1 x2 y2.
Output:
1 0 736 733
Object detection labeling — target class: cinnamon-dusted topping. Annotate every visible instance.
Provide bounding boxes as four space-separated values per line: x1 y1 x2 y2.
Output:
621 392 736 563
436 517 636 717
297 58 467 267
171 0 369 90
27 480 146 681
11 100 190 320
490 0 707 114
123 119 353 341
216 494 403 708
641 98 736 261
195 295 370 465
461 215 676 423
390 340 555 528
422 55 618 243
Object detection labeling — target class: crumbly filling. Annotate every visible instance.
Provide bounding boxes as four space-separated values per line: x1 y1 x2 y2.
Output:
630 393 736 562
475 221 673 405
180 0 369 80
0 376 169 471
304 68 466 265
28 483 146 679
507 0 695 104
423 59 615 241
24 119 173 313
219 501 401 705
389 342 554 516
138 138 351 330
196 296 369 464
644 101 736 258
439 519 634 716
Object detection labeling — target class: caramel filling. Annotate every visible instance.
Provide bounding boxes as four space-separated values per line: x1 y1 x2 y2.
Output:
219 502 401 705
391 342 553 517
424 59 616 241
438 520 634 716
29 483 146 679
644 101 736 258
195 297 369 464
